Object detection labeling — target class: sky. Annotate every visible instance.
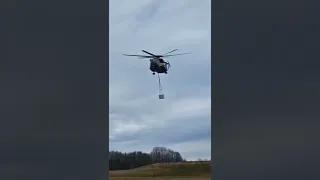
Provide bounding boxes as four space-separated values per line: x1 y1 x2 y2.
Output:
109 0 211 160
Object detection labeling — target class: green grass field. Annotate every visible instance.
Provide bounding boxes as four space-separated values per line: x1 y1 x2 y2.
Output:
110 161 211 180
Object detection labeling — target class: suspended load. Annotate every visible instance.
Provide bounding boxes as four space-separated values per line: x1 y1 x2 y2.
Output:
157 73 165 99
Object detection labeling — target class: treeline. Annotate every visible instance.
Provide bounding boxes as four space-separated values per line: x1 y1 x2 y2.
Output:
109 147 185 170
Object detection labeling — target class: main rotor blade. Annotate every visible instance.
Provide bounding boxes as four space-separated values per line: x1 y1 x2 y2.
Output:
161 49 178 56
142 50 157 57
162 52 191 57
162 49 178 56
122 54 153 58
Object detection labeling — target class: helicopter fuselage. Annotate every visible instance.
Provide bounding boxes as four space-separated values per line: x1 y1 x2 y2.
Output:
149 58 168 74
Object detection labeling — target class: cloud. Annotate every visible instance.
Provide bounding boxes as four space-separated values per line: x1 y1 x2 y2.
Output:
109 0 211 160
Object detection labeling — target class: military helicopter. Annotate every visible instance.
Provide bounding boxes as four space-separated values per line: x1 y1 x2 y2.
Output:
122 49 191 75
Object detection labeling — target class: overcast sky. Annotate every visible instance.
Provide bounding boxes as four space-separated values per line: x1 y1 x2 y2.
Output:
109 0 211 160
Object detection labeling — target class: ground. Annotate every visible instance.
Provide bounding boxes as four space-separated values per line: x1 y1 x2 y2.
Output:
109 161 211 180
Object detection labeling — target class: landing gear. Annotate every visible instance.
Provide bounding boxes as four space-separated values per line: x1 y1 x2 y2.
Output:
153 72 155 75
165 71 167 74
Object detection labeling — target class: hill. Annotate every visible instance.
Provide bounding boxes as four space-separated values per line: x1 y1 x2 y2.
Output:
110 161 211 180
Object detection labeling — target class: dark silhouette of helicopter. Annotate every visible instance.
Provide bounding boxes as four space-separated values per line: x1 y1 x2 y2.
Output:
122 49 191 75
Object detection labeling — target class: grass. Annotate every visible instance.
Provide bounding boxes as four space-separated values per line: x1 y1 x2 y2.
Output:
110 161 211 180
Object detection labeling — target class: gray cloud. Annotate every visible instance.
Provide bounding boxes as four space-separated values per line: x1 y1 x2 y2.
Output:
109 0 211 160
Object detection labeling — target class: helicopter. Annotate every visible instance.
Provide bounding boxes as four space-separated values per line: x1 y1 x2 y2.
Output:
122 49 191 75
